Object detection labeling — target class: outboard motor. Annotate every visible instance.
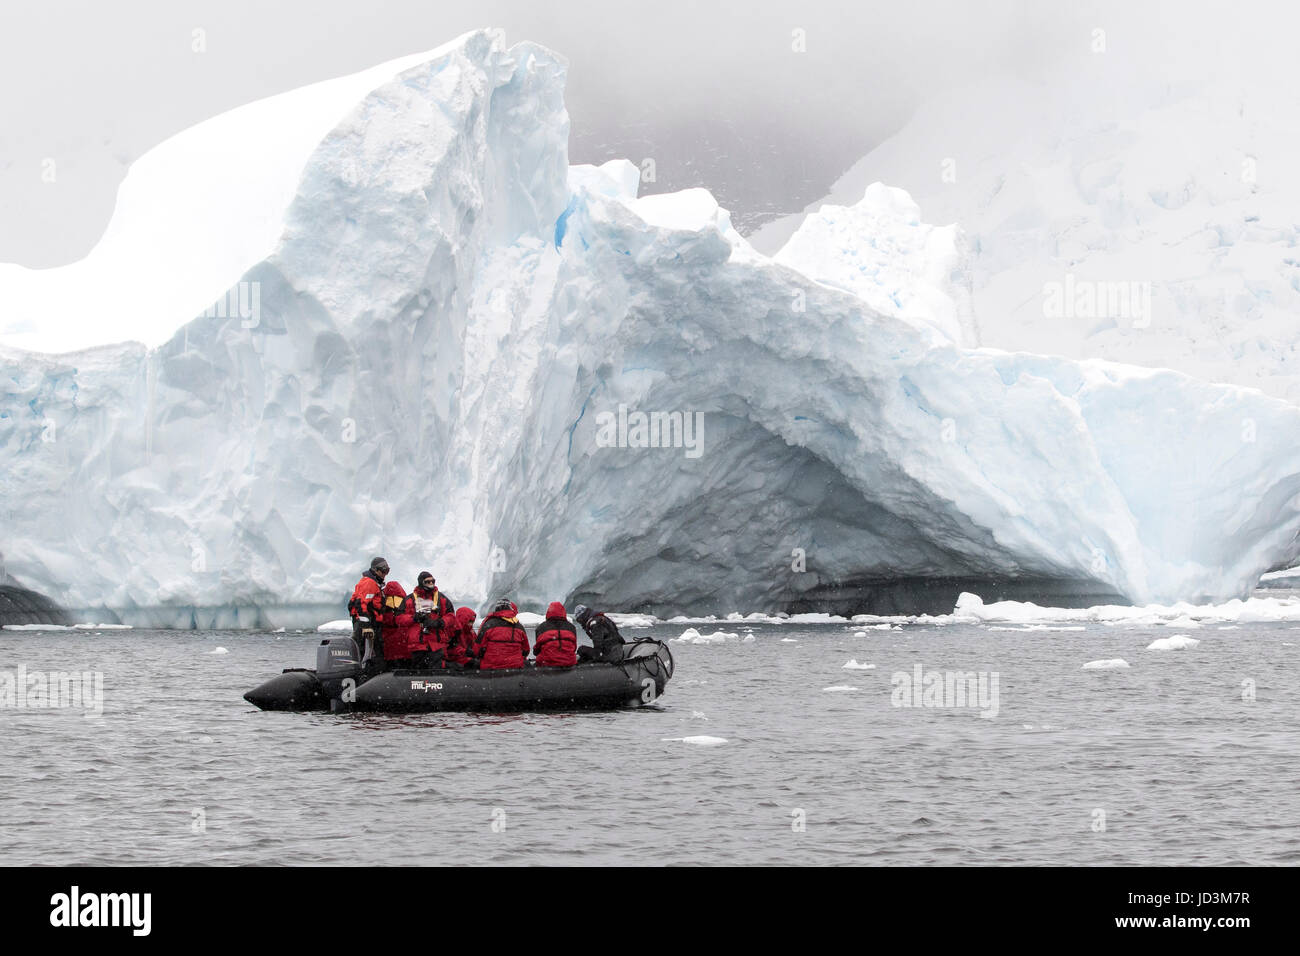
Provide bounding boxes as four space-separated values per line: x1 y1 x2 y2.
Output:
316 635 362 712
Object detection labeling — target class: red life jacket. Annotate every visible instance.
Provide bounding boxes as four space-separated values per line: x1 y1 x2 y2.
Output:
534 617 577 667
379 582 421 661
475 605 530 670
348 571 385 621
446 607 477 665
409 586 454 654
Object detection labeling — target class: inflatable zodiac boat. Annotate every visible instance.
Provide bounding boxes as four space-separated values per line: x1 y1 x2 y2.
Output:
244 634 674 713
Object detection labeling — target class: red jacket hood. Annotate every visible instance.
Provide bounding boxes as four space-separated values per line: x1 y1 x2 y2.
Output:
546 601 567 619
383 581 407 597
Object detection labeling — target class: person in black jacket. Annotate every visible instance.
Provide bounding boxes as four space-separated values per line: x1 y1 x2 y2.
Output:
573 605 625 663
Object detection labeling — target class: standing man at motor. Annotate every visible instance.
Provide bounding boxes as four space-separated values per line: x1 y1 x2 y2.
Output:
409 571 455 666
349 556 389 675
573 605 626 663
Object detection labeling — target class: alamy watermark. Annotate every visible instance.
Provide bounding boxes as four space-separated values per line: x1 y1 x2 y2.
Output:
203 280 261 329
1043 274 1150 327
595 404 704 458
891 664 999 719
0 666 104 717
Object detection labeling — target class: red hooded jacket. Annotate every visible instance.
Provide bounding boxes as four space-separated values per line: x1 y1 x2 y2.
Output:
474 603 530 670
379 581 421 661
444 607 477 665
534 602 578 667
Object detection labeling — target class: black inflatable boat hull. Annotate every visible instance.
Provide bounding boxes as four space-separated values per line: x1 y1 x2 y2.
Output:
243 668 328 711
244 641 673 714
355 663 650 712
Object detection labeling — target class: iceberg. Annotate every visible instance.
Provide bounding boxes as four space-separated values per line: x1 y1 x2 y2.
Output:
2 29 1299 627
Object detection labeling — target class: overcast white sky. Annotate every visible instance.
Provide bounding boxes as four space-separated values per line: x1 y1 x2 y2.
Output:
0 0 1287 266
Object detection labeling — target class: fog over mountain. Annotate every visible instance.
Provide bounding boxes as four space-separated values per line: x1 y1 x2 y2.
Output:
0 0 1243 267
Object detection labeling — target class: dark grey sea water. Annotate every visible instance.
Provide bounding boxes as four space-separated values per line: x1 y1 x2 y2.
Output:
1 617 1297 865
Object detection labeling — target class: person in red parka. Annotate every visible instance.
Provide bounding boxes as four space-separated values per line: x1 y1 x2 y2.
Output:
474 600 530 670
444 606 477 668
379 581 421 668
349 556 389 674
533 601 578 668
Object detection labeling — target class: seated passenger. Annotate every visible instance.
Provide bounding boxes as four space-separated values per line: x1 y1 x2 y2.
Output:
474 600 530 670
574 605 626 663
444 606 478 668
533 602 578 668
379 580 420 669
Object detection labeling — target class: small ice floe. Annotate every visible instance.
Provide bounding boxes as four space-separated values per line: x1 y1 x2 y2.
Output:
780 638 799 643
73 623 132 630
672 628 740 644
1146 634 1200 651
691 711 708 720
1161 616 1202 629
662 735 727 746
1217 626 1239 630
853 630 868 638
208 647 229 655
1082 658 1130 669
988 625 1086 631
317 619 353 632
742 634 755 643
608 613 657 628
787 612 850 624
842 659 875 670
1284 642 1296 647
516 611 544 627
273 627 286 633
2 624 70 631
822 685 859 692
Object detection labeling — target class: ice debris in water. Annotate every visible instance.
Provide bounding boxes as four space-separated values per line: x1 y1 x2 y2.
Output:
662 736 728 746
1082 659 1130 669
842 659 876 670
672 628 740 645
1146 635 1200 651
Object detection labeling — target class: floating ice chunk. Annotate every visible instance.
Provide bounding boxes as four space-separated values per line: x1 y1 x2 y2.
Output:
742 634 755 643
208 647 229 655
822 685 859 692
608 613 656 628
780 638 799 643
853 630 868 638
672 628 738 645
317 620 353 632
1146 635 1200 651
842 659 876 670
2 624 70 631
73 623 132 629
1082 658 1130 669
697 631 739 644
662 735 728 746
515 611 544 627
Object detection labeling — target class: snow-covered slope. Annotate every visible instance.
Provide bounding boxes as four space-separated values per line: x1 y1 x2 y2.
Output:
0 47 437 355
2 30 1299 625
749 66 1300 403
